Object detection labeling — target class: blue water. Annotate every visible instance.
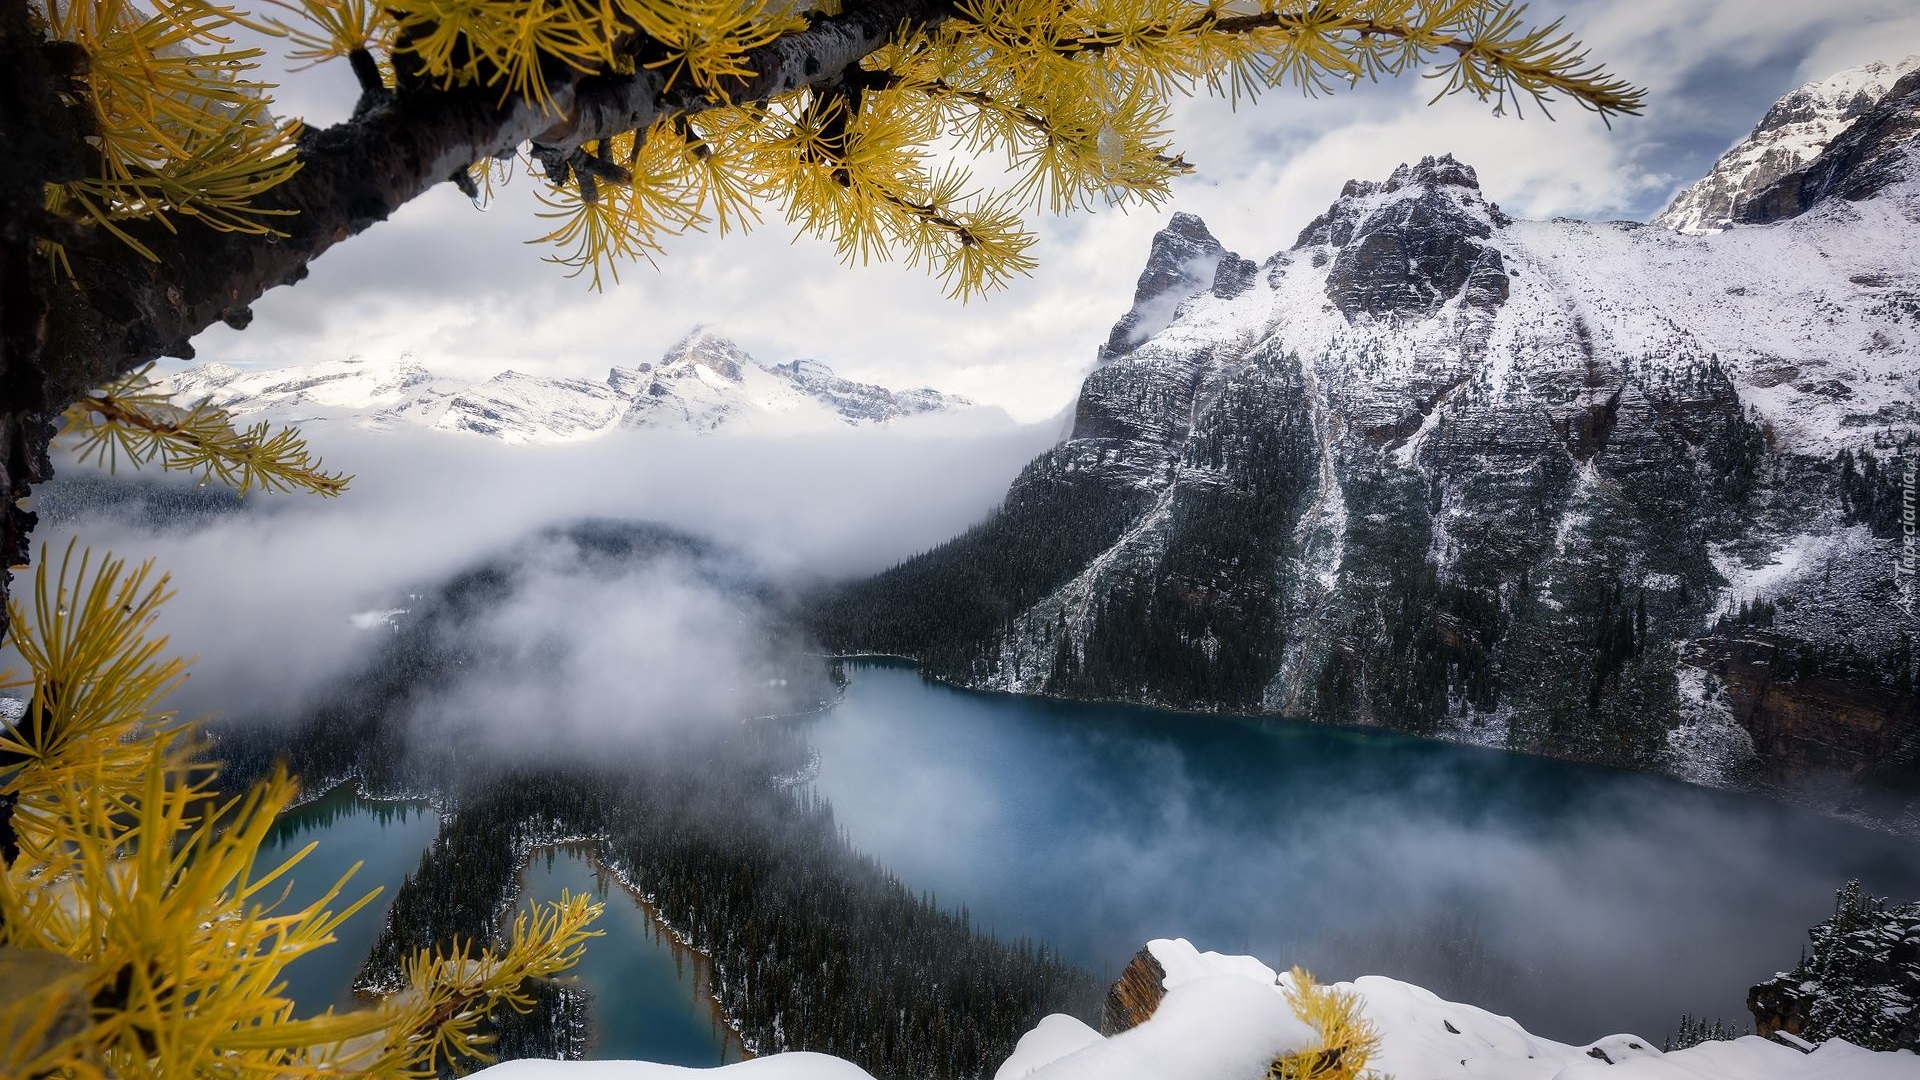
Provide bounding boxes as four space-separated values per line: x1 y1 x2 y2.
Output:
520 847 746 1064
261 786 439 1017
268 791 743 1065
799 661 1920 1043
266 664 1920 1050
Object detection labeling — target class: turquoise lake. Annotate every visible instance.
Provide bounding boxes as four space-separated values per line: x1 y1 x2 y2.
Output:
272 660 1920 1053
800 661 1920 1043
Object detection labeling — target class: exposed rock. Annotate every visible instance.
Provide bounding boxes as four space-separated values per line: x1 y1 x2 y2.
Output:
1101 945 1170 1034
1314 155 1510 319
1100 212 1229 363
1749 882 1920 1052
1655 56 1920 234
1210 254 1259 300
1737 67 1920 225
1683 629 1920 808
817 84 1920 812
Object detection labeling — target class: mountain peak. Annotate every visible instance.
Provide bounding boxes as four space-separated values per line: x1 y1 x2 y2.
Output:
1291 156 1508 318
771 358 837 381
1734 65 1920 225
161 330 982 443
1654 55 1920 234
1384 153 1484 194
1099 212 1233 363
659 325 751 382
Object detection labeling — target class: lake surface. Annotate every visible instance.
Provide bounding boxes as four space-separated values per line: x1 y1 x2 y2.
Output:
520 847 747 1064
799 660 1920 1044
263 786 440 1018
270 665 1920 1053
269 790 742 1065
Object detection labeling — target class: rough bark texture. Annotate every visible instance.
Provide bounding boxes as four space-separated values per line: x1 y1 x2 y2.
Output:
1 0 959 641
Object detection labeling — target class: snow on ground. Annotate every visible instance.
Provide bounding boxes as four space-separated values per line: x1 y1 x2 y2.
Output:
1668 661 1759 789
475 1056 874 1080
1707 526 1873 621
468 938 1918 1080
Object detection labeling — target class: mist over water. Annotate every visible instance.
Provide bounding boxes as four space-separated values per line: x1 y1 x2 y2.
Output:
802 661 1920 1044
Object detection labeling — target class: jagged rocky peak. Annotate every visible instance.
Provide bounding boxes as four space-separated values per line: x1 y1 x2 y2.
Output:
770 358 837 381
1100 211 1241 362
1656 55 1920 234
658 324 749 381
1297 154 1510 319
765 356 975 422
1737 65 1920 226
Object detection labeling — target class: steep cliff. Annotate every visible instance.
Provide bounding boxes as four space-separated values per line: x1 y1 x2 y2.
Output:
814 112 1920 817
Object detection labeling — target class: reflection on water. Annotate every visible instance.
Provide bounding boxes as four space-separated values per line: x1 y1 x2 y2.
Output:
262 785 438 1018
520 847 748 1065
801 661 1920 1042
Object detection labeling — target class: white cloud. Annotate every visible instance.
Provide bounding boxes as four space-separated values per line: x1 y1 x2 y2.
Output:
18 417 1054 723
188 1 1920 420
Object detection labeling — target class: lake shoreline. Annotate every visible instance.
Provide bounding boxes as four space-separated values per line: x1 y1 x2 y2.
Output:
822 654 1918 839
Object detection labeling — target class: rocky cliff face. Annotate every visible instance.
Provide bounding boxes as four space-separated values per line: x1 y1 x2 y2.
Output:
1736 66 1920 226
1654 56 1919 234
1100 947 1169 1035
1749 882 1920 1052
817 97 1920 819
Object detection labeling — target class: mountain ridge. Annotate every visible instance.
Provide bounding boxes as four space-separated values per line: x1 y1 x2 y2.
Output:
815 78 1920 825
1654 54 1920 234
165 327 988 444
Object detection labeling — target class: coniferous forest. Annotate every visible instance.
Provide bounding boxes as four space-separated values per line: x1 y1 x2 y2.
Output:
213 522 1099 1079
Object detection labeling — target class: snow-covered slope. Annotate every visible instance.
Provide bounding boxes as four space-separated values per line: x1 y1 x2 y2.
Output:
164 357 459 422
1654 55 1919 234
163 328 984 444
469 939 1917 1080
824 72 1920 814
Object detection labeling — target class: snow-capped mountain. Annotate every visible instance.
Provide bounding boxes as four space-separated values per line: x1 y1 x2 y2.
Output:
164 328 984 444
820 74 1920 821
1654 55 1919 234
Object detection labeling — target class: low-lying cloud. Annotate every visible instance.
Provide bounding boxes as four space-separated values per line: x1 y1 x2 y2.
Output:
14 415 1055 728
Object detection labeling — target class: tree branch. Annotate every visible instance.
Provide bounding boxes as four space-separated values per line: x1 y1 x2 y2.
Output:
39 0 961 410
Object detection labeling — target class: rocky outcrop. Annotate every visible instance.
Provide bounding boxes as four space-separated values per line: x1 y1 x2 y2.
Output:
1100 946 1169 1035
816 72 1920 811
1737 67 1920 225
1100 212 1230 363
1312 155 1510 319
1656 56 1920 233
1749 883 1920 1052
1686 630 1920 797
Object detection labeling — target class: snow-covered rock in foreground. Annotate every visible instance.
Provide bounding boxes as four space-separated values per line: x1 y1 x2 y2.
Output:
468 939 1917 1080
1653 55 1920 234
160 328 988 444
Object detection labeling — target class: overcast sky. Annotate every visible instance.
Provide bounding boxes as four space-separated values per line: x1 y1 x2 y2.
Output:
184 0 1920 421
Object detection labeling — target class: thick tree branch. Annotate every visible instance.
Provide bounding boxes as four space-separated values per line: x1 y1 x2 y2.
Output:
39 0 961 411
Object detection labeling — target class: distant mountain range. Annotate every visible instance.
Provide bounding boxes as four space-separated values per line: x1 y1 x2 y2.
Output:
816 58 1920 824
163 327 989 443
